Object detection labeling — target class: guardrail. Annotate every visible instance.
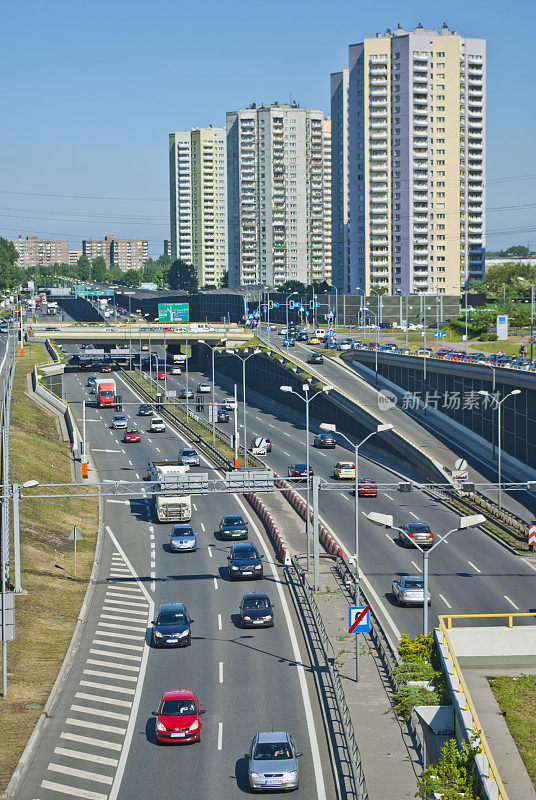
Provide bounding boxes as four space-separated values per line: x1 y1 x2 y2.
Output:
287 556 369 800
436 616 510 800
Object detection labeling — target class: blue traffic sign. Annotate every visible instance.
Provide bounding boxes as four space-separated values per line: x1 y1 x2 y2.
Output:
348 605 370 634
434 331 446 339
273 302 280 308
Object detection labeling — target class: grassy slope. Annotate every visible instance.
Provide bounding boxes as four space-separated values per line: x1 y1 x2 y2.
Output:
0 346 99 791
488 674 536 789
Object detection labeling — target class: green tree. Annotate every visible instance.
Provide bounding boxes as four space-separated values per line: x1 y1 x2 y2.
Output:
370 285 388 296
142 259 163 286
76 255 91 281
482 262 536 298
91 256 107 282
0 238 21 289
277 280 306 295
219 270 229 288
168 259 198 293
107 264 122 283
120 269 142 287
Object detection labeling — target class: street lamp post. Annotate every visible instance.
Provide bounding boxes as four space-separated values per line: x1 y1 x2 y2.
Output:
517 276 535 364
280 382 334 571
285 292 298 331
226 348 261 467
364 307 379 384
478 389 521 510
367 512 486 636
328 285 338 334
320 423 393 609
199 340 226 446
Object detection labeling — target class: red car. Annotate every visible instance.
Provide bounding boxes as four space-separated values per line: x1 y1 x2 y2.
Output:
157 371 166 380
357 478 378 498
124 428 141 443
154 689 204 743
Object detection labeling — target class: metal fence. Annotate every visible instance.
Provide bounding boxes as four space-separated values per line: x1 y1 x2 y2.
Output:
287 556 369 800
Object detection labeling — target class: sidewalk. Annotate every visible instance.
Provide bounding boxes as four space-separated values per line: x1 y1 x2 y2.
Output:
263 490 419 799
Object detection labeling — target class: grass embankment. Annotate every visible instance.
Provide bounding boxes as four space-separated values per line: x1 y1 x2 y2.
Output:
488 674 536 790
125 370 241 467
0 345 99 792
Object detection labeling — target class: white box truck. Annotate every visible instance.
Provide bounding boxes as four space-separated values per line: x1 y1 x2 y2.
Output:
147 461 192 522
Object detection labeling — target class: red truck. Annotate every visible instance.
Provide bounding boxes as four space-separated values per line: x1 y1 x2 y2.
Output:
95 378 117 407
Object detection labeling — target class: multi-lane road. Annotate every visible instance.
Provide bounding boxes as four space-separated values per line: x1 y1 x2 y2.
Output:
18 360 334 800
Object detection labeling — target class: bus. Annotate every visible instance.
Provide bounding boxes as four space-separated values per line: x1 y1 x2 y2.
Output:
167 353 187 366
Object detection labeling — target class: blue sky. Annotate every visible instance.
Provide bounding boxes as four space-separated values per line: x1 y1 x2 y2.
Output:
1 0 535 257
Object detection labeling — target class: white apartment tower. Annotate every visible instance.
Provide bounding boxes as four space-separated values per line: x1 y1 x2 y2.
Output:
332 25 486 295
226 103 331 287
169 128 228 287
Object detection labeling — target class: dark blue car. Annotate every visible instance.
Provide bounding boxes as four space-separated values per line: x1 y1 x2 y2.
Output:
152 602 193 647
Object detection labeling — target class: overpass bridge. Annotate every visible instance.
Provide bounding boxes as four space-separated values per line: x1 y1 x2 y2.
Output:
28 322 251 347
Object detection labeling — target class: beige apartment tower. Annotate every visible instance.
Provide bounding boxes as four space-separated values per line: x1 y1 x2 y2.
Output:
226 103 332 287
332 24 485 294
11 236 69 268
169 128 228 287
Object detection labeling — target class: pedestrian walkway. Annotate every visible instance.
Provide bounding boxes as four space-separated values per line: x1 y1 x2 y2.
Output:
264 490 419 799
37 549 152 800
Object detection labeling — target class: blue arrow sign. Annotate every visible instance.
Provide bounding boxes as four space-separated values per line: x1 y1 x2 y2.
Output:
434 331 446 339
273 302 280 308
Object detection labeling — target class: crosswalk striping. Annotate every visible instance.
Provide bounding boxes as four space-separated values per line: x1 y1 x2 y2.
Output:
39 548 151 800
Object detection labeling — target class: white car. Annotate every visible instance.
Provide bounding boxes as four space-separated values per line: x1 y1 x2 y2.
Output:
170 367 182 375
197 383 211 394
278 327 288 336
223 397 236 410
141 344 149 351
314 328 326 339
149 417 165 433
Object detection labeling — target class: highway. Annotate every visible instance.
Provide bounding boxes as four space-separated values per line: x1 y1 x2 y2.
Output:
18 361 334 800
119 341 536 642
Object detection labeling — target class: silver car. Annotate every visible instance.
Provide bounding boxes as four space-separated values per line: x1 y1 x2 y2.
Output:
392 575 431 607
111 414 127 429
169 525 197 552
246 731 301 792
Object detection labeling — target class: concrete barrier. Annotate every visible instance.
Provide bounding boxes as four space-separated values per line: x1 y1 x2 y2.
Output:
245 492 291 565
274 475 344 558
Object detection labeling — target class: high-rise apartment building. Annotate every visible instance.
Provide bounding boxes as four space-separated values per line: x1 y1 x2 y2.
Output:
226 103 331 287
11 236 69 269
69 249 83 266
332 24 485 295
330 69 350 292
82 235 148 271
169 127 228 287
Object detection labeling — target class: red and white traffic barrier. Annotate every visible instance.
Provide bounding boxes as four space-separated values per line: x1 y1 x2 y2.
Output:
274 475 343 558
246 492 291 565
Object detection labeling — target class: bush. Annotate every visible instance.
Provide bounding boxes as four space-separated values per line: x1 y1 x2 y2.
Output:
393 661 435 685
398 634 435 663
392 685 439 717
416 737 480 799
487 333 498 341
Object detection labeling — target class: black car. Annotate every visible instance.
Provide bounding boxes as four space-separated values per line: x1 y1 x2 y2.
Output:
219 515 248 540
78 361 91 371
239 593 274 628
288 464 314 479
296 332 309 342
227 542 263 580
313 432 336 448
151 602 193 647
308 353 324 364
217 409 230 423
138 404 153 416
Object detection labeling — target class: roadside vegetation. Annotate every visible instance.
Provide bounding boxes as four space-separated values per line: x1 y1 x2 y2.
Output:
0 345 99 792
488 674 536 790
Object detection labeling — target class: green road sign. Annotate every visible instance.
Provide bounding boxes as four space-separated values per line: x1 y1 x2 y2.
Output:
75 288 114 297
158 303 189 323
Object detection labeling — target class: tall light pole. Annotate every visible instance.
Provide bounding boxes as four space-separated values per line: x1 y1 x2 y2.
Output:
226 347 261 467
517 276 534 364
328 285 338 334
280 382 334 571
124 292 135 367
405 303 413 350
478 389 521 510
200 339 226 445
367 512 485 636
320 422 392 607
364 306 379 384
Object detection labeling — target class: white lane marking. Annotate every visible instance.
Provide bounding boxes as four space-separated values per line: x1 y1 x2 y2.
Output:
150 561 155 568
218 613 222 631
79 680 136 695
92 639 143 652
410 560 422 573
53 746 118 767
213 577 218 590
522 558 536 573
219 661 224 684
83 669 138 683
200 522 205 531
103 527 154 800
70 704 129 721
384 493 393 500
439 594 452 608
60 731 122 751
217 722 223 750
467 561 481 574
193 503 197 511
100 614 146 626
384 533 394 543
107 499 129 505
268 423 275 428
504 595 520 610
155 447 160 453
409 512 419 519
89 648 141 662
47 763 113 785
86 659 139 673
102 598 147 609
128 460 133 466
208 546 213 558
283 451 291 457
234 494 327 800
40 780 107 800
283 431 291 436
